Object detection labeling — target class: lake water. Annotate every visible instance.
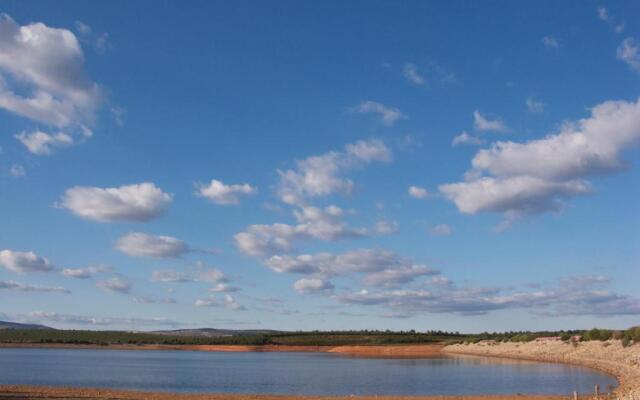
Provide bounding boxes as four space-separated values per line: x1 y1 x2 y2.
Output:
0 348 617 396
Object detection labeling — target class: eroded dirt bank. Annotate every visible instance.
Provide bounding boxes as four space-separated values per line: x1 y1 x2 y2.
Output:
444 341 640 394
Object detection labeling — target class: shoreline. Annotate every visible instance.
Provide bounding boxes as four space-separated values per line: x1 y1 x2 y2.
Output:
0 342 445 357
444 341 640 395
0 386 569 400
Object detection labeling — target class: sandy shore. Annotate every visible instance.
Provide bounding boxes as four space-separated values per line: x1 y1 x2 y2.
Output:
0 386 568 400
0 343 445 357
444 341 640 394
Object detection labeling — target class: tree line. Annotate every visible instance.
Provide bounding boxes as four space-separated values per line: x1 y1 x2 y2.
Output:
0 327 637 346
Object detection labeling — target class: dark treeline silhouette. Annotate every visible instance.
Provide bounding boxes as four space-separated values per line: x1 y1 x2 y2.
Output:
0 327 638 346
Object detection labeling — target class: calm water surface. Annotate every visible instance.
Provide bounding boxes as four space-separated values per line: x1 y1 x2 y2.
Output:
0 348 617 396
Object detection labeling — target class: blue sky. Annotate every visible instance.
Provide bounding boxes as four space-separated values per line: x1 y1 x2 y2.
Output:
0 0 639 332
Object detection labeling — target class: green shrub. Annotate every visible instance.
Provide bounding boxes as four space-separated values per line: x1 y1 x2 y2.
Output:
586 328 602 341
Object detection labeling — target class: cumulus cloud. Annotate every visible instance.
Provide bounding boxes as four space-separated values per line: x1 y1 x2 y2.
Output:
293 278 334 294
115 232 190 259
265 248 439 289
0 14 101 132
402 63 425 85
235 205 367 256
59 182 172 222
96 277 131 294
196 179 257 205
195 294 245 310
61 264 110 279
441 176 591 220
617 38 640 73
152 265 230 293
473 110 508 133
350 101 406 126
541 36 560 49
14 130 73 155
441 98 640 226
277 138 391 205
452 131 485 147
407 185 430 199
0 249 55 273
337 275 640 317
0 280 69 293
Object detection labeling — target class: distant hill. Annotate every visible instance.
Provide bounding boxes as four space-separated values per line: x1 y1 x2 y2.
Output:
151 328 282 338
0 320 53 330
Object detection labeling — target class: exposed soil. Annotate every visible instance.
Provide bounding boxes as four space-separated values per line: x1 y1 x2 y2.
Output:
0 343 445 357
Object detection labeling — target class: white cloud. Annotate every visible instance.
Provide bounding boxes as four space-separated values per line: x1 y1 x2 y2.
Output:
0 280 69 293
375 220 398 235
0 14 101 128
441 98 640 225
293 278 334 294
196 179 256 205
337 275 640 317
430 224 453 236
408 185 430 199
277 138 391 205
452 131 485 147
74 21 92 35
265 248 439 289
9 164 25 177
209 283 240 293
471 99 640 180
617 38 640 73
60 182 172 222
598 7 625 33
0 249 55 273
541 36 560 49
96 277 131 294
473 110 508 133
23 311 178 328
598 7 610 22
350 101 406 126
235 205 367 256
344 139 392 163
440 176 591 216
14 130 73 155
195 294 245 310
402 63 425 85
363 265 439 287
526 97 546 114
115 232 189 259
61 264 110 279
152 266 228 286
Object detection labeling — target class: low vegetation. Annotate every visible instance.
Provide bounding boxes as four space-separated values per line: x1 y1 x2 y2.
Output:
0 327 637 347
